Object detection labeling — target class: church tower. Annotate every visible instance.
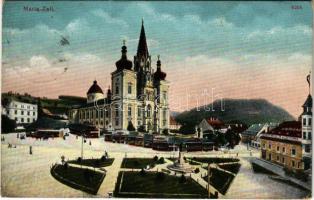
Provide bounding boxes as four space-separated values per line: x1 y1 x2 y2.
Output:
134 20 153 96
132 20 155 132
111 41 137 130
153 56 170 133
301 73 312 170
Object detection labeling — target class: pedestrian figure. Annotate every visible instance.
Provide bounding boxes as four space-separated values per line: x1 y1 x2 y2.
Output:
89 141 91 145
30 146 32 155
17 133 19 138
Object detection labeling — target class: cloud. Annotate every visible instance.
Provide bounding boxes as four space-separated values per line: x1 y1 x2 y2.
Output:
92 9 128 28
247 25 311 40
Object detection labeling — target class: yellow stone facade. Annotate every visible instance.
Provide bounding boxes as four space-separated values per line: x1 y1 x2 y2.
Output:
260 138 303 170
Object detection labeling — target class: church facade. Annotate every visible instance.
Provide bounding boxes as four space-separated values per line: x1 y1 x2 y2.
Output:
69 21 170 133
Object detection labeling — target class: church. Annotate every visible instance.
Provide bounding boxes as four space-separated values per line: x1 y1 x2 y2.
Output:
69 21 170 133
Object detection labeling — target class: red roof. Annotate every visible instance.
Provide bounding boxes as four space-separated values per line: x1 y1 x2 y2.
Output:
206 117 224 129
170 116 180 125
265 121 301 138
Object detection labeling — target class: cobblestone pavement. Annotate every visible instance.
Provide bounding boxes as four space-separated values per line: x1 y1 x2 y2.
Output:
1 133 310 198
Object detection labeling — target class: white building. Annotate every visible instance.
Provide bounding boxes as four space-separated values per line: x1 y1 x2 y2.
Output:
2 99 38 124
301 94 312 170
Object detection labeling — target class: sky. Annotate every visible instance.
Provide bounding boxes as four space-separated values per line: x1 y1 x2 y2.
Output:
2 1 312 118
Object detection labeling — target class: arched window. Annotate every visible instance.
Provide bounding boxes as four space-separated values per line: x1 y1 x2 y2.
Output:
128 82 132 94
128 105 132 118
147 105 151 118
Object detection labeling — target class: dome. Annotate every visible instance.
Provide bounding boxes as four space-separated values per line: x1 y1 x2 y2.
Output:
87 80 103 94
115 45 133 71
153 57 166 81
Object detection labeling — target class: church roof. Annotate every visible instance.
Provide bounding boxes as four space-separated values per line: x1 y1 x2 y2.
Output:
87 80 103 94
153 57 167 81
115 44 133 71
303 94 312 108
137 20 149 58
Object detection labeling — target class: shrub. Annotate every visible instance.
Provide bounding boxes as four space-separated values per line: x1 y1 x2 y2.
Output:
77 157 82 163
194 168 200 174
157 157 165 164
137 125 145 132
162 129 169 135
149 163 156 168
63 162 69 170
127 121 136 131
101 155 107 162
153 156 158 162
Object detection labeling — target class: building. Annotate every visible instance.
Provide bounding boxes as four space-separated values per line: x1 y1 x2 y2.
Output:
249 123 278 148
197 117 224 133
240 124 264 143
2 99 38 124
69 21 170 133
260 121 303 171
301 94 312 170
169 116 181 130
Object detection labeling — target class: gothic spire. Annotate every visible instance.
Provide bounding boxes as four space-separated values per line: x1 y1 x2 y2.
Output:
137 19 149 58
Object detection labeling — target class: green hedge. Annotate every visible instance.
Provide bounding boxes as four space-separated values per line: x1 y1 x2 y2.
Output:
68 158 114 168
51 164 105 195
114 171 208 198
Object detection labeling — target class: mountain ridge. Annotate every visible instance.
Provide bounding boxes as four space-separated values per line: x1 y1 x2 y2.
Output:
174 98 295 126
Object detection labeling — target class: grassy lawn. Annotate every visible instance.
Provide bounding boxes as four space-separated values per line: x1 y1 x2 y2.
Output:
68 158 114 168
114 171 208 198
121 157 165 169
218 163 241 174
51 164 105 194
203 168 235 195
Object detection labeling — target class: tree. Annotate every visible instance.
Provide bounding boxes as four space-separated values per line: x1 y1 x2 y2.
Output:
162 129 169 135
179 123 195 135
2 115 16 133
137 125 145 132
127 121 136 131
153 155 159 162
214 132 227 147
